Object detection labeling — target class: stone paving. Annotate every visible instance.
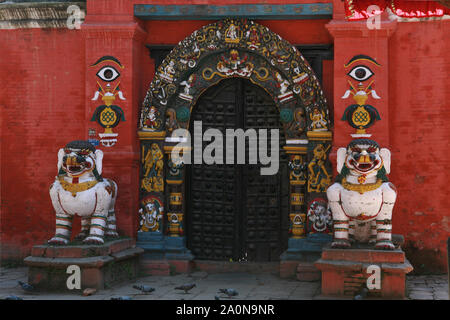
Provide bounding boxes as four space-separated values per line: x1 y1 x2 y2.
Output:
0 267 448 300
406 275 449 300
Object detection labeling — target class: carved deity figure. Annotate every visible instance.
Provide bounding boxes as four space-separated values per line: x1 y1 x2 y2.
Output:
327 139 397 250
139 198 164 232
274 71 290 95
160 60 176 83
309 107 328 131
288 155 306 185
307 199 332 234
48 140 118 245
141 143 164 192
308 144 332 192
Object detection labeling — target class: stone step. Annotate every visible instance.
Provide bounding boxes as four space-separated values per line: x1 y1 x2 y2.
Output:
193 261 280 274
296 262 321 281
139 260 171 276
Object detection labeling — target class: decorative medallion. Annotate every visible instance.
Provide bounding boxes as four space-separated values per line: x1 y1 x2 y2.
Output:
176 106 190 123
280 108 294 123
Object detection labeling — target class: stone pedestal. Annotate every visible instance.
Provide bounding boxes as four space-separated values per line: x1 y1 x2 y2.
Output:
24 238 143 291
315 243 413 299
280 233 332 279
136 232 194 275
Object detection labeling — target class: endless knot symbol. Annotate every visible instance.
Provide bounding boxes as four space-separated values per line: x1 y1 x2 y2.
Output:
101 110 115 123
354 110 369 123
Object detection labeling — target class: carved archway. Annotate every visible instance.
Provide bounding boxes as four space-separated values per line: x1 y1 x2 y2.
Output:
137 19 333 257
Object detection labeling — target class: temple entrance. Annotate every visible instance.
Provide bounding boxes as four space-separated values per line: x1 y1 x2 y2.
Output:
186 78 289 262
138 19 333 271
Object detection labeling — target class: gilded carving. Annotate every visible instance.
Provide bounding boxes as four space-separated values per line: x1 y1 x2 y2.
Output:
168 213 184 237
288 155 306 185
307 144 332 193
139 19 329 133
141 143 164 192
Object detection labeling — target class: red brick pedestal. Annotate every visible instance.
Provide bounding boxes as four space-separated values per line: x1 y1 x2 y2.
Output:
315 244 413 299
24 238 143 291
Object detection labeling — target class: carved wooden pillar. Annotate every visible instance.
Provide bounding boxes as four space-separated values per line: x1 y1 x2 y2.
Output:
163 145 186 238
306 131 333 235
136 131 166 251
285 145 308 239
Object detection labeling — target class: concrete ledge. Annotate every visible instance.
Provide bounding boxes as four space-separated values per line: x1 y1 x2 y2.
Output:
24 255 114 268
31 238 136 258
0 2 86 29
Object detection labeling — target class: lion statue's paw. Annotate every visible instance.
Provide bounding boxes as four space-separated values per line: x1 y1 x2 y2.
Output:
331 239 351 249
375 240 395 250
48 237 69 246
83 236 104 245
105 231 119 239
74 231 89 241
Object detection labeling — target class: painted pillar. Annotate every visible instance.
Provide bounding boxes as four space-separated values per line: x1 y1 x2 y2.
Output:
285 146 308 239
326 0 397 153
82 17 147 239
136 131 167 254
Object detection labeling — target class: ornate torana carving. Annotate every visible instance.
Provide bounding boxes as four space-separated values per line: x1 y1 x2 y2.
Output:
139 18 329 139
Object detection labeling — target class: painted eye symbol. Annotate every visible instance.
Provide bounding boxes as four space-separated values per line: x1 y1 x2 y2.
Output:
96 66 120 82
347 65 374 81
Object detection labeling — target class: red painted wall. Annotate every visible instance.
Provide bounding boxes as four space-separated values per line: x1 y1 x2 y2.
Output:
0 0 448 273
388 20 450 273
0 28 86 259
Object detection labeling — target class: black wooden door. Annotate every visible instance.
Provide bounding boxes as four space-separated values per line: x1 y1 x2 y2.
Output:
186 78 289 262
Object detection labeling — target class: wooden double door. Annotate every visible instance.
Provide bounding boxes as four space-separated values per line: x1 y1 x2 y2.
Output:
186 78 289 262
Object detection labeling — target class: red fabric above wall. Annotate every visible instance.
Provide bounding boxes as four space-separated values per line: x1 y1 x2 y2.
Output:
345 0 450 20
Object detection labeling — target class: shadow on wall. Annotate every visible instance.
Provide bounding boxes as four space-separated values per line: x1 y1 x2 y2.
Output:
403 241 448 275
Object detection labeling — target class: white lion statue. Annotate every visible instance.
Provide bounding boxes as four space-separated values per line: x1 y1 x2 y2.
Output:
327 139 397 250
48 140 118 245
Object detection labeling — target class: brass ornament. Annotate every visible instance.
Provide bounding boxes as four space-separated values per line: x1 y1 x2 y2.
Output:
341 178 383 194
58 176 98 197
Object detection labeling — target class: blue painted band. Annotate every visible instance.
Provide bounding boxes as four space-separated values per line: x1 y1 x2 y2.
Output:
134 3 333 20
